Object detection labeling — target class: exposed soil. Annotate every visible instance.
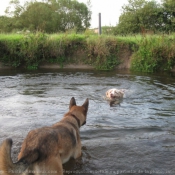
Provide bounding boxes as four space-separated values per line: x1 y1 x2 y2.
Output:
39 63 94 69
116 44 132 69
1 47 174 71
39 45 133 70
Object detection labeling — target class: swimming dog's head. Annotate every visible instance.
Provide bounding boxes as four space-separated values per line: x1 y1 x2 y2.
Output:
106 88 124 100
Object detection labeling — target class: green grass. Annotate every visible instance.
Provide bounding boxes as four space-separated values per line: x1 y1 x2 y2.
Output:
0 33 23 41
131 35 175 72
0 32 175 72
116 35 142 43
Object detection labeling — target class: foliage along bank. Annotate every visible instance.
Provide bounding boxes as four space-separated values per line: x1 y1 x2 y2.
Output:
131 35 175 72
0 32 131 70
0 32 175 72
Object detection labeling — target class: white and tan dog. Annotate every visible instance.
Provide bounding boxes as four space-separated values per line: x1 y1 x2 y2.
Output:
105 88 125 101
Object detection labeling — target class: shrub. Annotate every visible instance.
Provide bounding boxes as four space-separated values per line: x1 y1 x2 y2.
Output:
85 36 120 70
131 35 175 72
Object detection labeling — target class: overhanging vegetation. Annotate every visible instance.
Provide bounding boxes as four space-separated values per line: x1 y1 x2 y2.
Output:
0 32 175 72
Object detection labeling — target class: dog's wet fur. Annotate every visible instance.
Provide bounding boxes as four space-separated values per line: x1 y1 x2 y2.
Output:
105 88 125 101
105 89 125 106
0 97 89 175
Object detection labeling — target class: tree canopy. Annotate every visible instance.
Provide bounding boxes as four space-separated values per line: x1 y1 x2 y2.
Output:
115 0 175 34
161 0 175 31
0 0 91 33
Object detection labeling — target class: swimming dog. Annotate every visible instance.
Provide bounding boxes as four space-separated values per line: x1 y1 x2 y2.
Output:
105 88 125 101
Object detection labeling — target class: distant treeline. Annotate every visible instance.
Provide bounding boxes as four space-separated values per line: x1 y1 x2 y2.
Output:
0 0 175 34
0 0 91 33
116 0 175 35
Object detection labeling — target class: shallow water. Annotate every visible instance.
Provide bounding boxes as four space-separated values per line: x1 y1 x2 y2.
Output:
0 69 175 175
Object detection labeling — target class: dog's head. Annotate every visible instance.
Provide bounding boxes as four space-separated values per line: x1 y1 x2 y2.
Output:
69 97 89 127
106 89 124 100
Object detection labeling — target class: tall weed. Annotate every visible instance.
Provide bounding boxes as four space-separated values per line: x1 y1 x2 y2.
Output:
0 32 48 69
21 32 48 69
131 36 175 72
0 39 22 67
86 36 120 70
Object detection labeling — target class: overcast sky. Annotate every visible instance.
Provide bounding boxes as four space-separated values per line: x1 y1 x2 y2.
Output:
78 0 129 28
0 0 161 28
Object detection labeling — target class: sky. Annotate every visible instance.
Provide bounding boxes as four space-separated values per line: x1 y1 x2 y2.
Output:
0 0 160 28
78 0 129 28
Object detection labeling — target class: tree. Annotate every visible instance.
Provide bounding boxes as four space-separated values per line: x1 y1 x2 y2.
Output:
3 0 92 33
5 0 24 17
45 0 91 32
116 0 162 34
161 0 175 32
20 2 54 32
0 16 15 32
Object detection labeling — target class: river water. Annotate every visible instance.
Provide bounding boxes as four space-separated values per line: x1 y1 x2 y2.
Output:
0 69 175 175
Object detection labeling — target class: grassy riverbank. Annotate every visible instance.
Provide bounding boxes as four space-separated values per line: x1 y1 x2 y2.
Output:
0 32 175 72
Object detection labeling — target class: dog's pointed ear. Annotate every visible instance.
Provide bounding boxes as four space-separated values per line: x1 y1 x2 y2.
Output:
69 97 76 109
82 98 89 112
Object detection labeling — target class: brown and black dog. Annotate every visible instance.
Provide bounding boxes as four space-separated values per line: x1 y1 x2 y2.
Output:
0 97 89 175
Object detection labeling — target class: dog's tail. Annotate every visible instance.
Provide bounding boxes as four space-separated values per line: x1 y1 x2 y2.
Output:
0 138 28 175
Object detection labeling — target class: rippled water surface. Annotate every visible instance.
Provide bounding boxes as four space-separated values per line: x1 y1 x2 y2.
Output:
0 69 175 175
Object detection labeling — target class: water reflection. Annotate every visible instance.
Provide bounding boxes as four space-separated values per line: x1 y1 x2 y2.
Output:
0 69 175 174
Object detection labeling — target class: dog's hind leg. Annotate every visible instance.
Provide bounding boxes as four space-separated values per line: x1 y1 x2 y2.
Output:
33 156 63 175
